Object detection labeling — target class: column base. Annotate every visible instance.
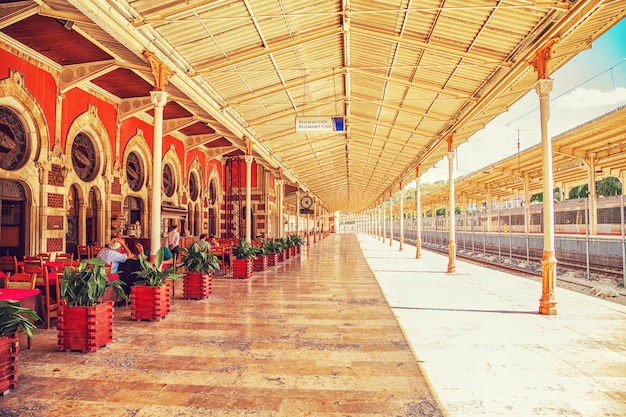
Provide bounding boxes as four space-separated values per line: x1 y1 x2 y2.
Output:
389 234 393 247
447 241 456 273
399 237 404 251
415 238 421 259
539 250 558 315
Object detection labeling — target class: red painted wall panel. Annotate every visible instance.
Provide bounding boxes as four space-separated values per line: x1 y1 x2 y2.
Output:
61 88 117 150
0 49 57 148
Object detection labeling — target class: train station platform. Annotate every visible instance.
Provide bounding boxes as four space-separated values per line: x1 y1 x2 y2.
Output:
357 233 626 417
2 233 624 416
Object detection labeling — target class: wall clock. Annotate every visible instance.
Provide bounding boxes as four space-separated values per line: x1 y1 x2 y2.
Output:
300 195 313 209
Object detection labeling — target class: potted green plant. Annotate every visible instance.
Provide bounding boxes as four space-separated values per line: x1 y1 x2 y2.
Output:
288 234 305 256
131 247 183 321
180 244 220 299
0 300 39 393
263 239 281 267
231 239 256 279
252 243 269 272
58 258 127 353
276 237 289 262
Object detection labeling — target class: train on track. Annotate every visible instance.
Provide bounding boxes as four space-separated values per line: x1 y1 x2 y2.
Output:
421 195 626 235
377 196 626 275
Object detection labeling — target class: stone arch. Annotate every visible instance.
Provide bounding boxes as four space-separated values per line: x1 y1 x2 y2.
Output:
65 104 112 182
121 129 151 230
64 105 111 247
188 158 202 202
86 185 103 245
0 70 51 256
186 201 202 237
208 166 221 203
162 146 183 205
0 69 49 165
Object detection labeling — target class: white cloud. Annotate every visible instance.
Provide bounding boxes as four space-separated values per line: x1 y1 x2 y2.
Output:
554 87 626 109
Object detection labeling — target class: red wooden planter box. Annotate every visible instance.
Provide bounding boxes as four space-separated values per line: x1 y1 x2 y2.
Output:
283 248 290 260
183 272 211 299
130 284 171 321
57 301 114 353
267 253 278 266
290 247 297 257
0 334 19 394
253 255 268 272
277 251 284 262
233 259 253 279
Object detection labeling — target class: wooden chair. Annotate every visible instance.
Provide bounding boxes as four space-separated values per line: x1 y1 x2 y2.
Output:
37 253 51 262
0 256 18 276
55 253 73 262
5 272 36 290
77 245 91 260
22 256 58 329
214 247 231 275
91 245 104 256
54 252 75 267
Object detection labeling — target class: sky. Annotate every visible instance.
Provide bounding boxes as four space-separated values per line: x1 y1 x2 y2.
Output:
419 17 626 185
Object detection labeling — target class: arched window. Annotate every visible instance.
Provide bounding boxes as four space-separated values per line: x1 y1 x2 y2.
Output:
71 132 98 181
189 171 199 201
126 151 144 191
209 179 217 205
0 106 28 170
163 164 175 197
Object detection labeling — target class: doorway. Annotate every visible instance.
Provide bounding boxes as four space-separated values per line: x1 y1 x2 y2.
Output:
66 185 79 256
0 181 25 258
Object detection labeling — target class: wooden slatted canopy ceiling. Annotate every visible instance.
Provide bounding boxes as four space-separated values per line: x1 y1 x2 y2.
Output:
1 0 625 213
421 105 626 209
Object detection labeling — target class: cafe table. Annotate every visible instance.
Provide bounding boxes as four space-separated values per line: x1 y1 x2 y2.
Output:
0 288 46 329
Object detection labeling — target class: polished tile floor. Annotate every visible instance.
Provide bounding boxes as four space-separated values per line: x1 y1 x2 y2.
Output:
0 234 442 416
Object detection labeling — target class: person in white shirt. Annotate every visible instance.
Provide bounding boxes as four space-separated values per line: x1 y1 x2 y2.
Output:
96 238 134 274
167 224 180 257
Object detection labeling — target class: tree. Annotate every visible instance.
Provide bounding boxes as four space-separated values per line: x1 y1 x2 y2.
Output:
597 176 621 196
569 177 621 199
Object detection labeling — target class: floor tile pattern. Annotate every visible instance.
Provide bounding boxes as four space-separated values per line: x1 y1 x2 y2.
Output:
0 234 442 417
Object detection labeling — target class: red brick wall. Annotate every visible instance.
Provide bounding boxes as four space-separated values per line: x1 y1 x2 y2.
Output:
46 237 63 252
111 177 121 195
48 193 64 208
48 164 65 186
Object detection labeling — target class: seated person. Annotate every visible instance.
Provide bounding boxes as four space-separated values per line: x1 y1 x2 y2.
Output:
96 238 134 274
209 235 220 249
115 243 171 296
140 244 173 262
193 233 210 251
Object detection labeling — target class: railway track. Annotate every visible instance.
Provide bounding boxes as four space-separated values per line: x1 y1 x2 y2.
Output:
413 240 626 298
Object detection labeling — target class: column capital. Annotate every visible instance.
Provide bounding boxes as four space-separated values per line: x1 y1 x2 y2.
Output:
244 155 254 164
535 78 554 97
150 90 169 108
